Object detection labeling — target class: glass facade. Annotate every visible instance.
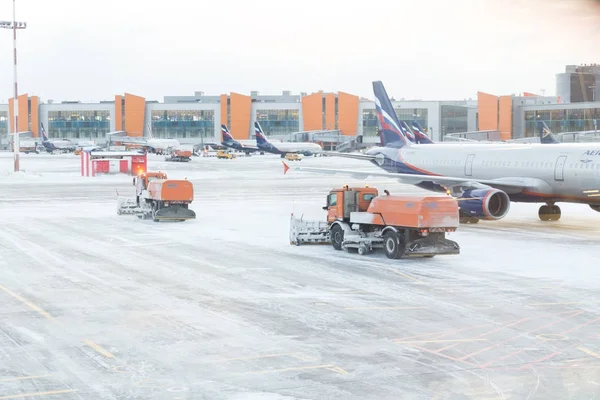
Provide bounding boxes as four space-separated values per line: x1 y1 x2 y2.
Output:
524 107 600 136
150 110 215 138
361 108 429 136
0 111 7 136
362 109 378 136
441 105 468 136
255 109 300 136
48 110 111 139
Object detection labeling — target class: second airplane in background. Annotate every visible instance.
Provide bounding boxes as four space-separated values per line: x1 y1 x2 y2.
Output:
220 125 261 154
254 122 323 157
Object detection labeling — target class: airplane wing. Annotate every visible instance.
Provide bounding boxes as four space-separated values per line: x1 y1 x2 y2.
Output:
284 164 546 194
323 151 385 162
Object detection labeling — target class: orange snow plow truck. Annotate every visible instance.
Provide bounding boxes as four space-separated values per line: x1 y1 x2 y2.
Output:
165 149 193 162
290 186 460 258
117 171 196 222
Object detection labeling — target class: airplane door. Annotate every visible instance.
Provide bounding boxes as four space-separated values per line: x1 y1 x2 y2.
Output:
464 154 475 176
554 155 567 181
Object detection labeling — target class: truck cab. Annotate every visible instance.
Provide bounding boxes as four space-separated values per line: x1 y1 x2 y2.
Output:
325 186 379 223
133 172 168 204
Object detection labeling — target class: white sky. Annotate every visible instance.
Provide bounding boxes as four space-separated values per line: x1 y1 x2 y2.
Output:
0 0 598 103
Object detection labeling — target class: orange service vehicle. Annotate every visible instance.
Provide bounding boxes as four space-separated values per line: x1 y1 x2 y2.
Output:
165 149 192 162
117 171 196 222
290 185 460 258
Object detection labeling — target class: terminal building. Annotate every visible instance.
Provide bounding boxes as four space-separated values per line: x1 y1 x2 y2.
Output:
0 64 598 146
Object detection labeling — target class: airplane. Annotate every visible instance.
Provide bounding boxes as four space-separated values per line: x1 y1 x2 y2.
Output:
539 121 560 144
284 81 600 223
254 121 323 157
406 121 434 144
145 124 180 154
220 125 261 153
40 123 76 153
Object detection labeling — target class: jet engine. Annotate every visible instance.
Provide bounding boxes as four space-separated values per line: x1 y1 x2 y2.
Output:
458 188 511 220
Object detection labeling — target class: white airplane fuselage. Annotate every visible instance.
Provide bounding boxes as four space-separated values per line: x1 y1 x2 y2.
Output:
367 142 600 205
264 141 323 155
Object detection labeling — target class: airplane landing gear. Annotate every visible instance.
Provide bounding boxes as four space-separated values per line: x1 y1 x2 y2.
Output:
539 204 561 221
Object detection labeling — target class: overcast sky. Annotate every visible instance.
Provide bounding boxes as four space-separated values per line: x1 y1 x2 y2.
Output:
0 0 598 103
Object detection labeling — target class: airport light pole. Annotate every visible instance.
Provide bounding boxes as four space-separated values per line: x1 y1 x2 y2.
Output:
1 0 27 172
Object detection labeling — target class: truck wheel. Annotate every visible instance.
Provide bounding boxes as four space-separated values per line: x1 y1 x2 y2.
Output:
330 225 344 251
384 231 403 259
358 245 368 256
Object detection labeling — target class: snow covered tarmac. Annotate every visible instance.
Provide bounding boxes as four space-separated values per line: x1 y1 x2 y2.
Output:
1 152 600 399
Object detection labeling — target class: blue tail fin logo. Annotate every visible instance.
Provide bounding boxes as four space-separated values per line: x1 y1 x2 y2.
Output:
221 125 235 142
538 121 559 144
399 121 416 142
410 121 434 144
254 122 269 146
40 122 48 141
372 81 409 147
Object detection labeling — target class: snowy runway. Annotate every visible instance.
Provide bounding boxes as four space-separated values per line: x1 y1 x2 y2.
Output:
1 152 600 399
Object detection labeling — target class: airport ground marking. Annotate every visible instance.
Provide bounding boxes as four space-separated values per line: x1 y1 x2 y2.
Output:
290 353 317 362
205 352 309 363
0 375 52 383
0 389 79 399
394 321 496 342
517 340 600 371
0 284 54 320
326 366 349 375
344 306 426 311
559 316 600 335
435 317 531 353
240 364 347 375
395 338 488 345
479 349 525 369
457 310 583 362
387 269 424 284
82 339 114 359
577 347 600 360
411 345 478 367
436 317 532 354
536 334 569 341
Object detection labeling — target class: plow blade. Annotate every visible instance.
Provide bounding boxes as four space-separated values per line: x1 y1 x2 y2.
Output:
289 214 330 245
117 197 141 215
153 206 196 222
405 237 460 257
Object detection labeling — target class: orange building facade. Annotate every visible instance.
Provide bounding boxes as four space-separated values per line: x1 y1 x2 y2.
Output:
2 89 578 145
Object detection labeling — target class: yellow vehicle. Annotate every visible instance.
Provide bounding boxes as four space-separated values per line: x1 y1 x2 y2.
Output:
217 150 236 159
284 153 302 161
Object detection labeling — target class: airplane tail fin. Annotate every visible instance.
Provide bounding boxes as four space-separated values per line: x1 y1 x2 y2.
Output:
40 122 48 141
221 125 234 142
399 121 416 143
254 121 270 146
410 120 434 144
372 81 410 148
538 121 559 144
